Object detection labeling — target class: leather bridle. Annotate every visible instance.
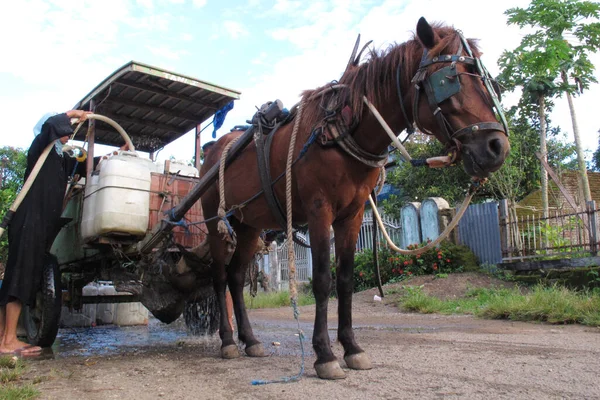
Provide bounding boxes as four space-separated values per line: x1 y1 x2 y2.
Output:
398 32 509 150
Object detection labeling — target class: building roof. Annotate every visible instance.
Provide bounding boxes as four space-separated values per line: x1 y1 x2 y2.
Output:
517 170 600 216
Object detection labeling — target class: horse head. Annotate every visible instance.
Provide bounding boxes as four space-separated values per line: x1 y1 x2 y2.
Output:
411 17 510 178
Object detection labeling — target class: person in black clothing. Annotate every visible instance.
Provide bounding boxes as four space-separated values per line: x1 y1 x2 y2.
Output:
0 110 90 355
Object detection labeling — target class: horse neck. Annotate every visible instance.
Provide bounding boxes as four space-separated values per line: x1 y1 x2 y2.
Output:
352 87 412 157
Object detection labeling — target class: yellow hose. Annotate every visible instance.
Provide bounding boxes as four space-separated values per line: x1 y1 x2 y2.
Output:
83 114 135 152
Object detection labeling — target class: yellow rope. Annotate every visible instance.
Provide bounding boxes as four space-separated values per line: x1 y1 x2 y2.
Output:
368 185 476 255
217 136 239 239
286 102 303 301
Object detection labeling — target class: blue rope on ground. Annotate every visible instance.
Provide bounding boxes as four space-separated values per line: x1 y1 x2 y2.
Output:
251 298 305 385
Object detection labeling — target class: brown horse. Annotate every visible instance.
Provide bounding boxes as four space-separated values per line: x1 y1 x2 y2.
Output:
200 17 509 380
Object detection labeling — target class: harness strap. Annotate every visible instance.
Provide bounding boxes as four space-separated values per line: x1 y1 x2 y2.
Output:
254 123 289 231
253 122 309 245
326 122 388 168
418 54 475 68
453 121 506 139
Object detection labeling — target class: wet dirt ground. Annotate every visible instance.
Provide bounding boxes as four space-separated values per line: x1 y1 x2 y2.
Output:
21 284 600 400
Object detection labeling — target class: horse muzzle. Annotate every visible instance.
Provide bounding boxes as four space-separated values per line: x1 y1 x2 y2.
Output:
459 130 510 178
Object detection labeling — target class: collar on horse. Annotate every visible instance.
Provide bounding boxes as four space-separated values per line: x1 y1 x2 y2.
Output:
400 32 508 155
313 86 389 169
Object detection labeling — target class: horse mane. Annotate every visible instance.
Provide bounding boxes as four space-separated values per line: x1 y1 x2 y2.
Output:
300 22 481 132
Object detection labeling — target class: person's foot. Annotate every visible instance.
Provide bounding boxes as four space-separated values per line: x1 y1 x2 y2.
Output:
0 339 42 355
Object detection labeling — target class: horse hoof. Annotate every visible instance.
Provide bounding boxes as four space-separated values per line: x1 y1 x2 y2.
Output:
315 361 346 380
245 343 267 357
221 344 241 359
344 352 372 370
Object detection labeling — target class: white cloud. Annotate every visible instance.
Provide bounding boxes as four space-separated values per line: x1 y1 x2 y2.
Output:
192 0 207 7
251 52 269 65
124 13 171 31
0 0 128 85
146 45 190 60
136 0 154 9
181 32 194 41
272 0 302 12
223 20 249 39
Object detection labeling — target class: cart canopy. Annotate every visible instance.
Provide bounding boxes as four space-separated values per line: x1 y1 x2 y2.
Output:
72 61 241 153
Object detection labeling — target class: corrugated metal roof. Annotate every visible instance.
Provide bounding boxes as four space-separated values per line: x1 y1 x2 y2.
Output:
72 61 241 153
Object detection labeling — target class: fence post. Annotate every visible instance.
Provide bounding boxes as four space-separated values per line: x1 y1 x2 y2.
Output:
401 202 422 247
499 199 509 259
269 242 281 291
588 200 598 256
421 197 449 242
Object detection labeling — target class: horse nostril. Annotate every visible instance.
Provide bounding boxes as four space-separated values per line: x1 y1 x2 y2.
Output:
489 138 503 157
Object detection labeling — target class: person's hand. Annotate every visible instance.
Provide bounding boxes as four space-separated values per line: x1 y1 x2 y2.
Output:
66 110 92 122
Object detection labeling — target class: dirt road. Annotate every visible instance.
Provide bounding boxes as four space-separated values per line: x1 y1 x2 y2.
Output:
24 287 600 400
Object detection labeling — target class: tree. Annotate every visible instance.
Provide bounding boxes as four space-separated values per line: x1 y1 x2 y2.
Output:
487 107 576 202
0 146 27 265
499 0 600 215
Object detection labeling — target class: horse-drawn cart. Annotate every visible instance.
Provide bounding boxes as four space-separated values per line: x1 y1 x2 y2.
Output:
22 61 241 346
20 18 511 381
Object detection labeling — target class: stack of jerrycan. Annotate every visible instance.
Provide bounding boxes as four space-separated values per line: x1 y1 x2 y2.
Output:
96 282 149 326
81 151 153 241
61 282 148 327
60 283 98 327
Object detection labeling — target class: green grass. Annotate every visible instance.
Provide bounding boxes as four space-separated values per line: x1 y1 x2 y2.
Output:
0 357 24 385
0 356 39 400
0 384 39 400
0 357 19 369
244 291 315 309
398 284 600 326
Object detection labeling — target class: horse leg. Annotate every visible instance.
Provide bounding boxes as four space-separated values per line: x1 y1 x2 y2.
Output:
309 220 346 380
333 212 372 371
227 223 267 357
209 232 240 359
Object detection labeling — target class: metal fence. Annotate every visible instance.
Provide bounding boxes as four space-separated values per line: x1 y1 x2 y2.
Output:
265 210 403 289
500 200 599 262
277 232 312 283
458 202 503 265
356 210 403 251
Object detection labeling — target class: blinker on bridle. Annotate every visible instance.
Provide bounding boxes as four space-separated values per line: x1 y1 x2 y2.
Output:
398 32 509 147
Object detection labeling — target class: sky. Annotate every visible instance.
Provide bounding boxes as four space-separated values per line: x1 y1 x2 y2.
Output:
1 0 599 165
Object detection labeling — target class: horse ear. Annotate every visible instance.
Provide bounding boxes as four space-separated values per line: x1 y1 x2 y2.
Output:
345 34 362 72
416 17 436 49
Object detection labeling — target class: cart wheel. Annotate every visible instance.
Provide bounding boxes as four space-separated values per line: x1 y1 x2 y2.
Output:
184 291 220 336
21 254 62 347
